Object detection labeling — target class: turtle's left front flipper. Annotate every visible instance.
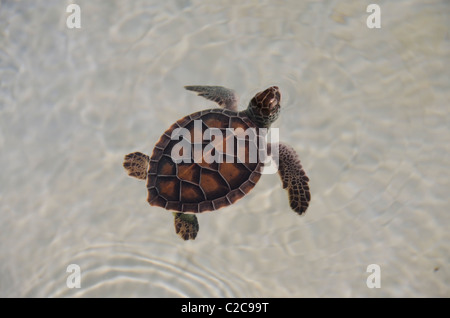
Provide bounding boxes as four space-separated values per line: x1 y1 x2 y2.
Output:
184 85 239 111
272 143 311 214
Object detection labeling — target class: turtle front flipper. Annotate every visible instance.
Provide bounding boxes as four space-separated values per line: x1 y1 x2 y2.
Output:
184 85 239 111
173 213 199 240
272 143 311 214
123 152 150 180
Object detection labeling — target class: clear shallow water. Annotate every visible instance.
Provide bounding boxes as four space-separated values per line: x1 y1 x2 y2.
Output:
0 0 449 297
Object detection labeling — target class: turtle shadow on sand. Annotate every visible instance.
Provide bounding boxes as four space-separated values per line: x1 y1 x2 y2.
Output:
123 86 310 240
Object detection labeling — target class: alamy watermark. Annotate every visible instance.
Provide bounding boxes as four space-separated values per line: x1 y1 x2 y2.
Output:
66 4 81 29
366 264 381 288
67 4 381 30
169 120 279 174
366 4 381 29
66 264 81 288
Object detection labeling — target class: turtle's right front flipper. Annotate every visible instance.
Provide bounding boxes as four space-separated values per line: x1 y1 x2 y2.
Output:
272 143 311 215
173 213 199 240
184 85 239 111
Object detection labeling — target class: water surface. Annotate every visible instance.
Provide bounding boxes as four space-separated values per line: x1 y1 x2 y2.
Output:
0 0 449 297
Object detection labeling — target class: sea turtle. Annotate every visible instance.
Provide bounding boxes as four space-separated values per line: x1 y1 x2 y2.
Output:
123 86 310 240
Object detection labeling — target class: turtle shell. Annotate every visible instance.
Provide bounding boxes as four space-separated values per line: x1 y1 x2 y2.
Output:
146 108 265 213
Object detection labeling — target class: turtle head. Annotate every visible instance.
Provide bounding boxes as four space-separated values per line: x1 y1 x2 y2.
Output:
246 86 281 127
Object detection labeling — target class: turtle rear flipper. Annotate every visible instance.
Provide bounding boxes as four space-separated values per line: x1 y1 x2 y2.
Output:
184 85 239 111
273 143 311 214
123 152 150 180
173 213 199 240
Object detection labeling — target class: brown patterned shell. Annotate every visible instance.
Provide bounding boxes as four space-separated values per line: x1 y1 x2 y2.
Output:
146 108 264 213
